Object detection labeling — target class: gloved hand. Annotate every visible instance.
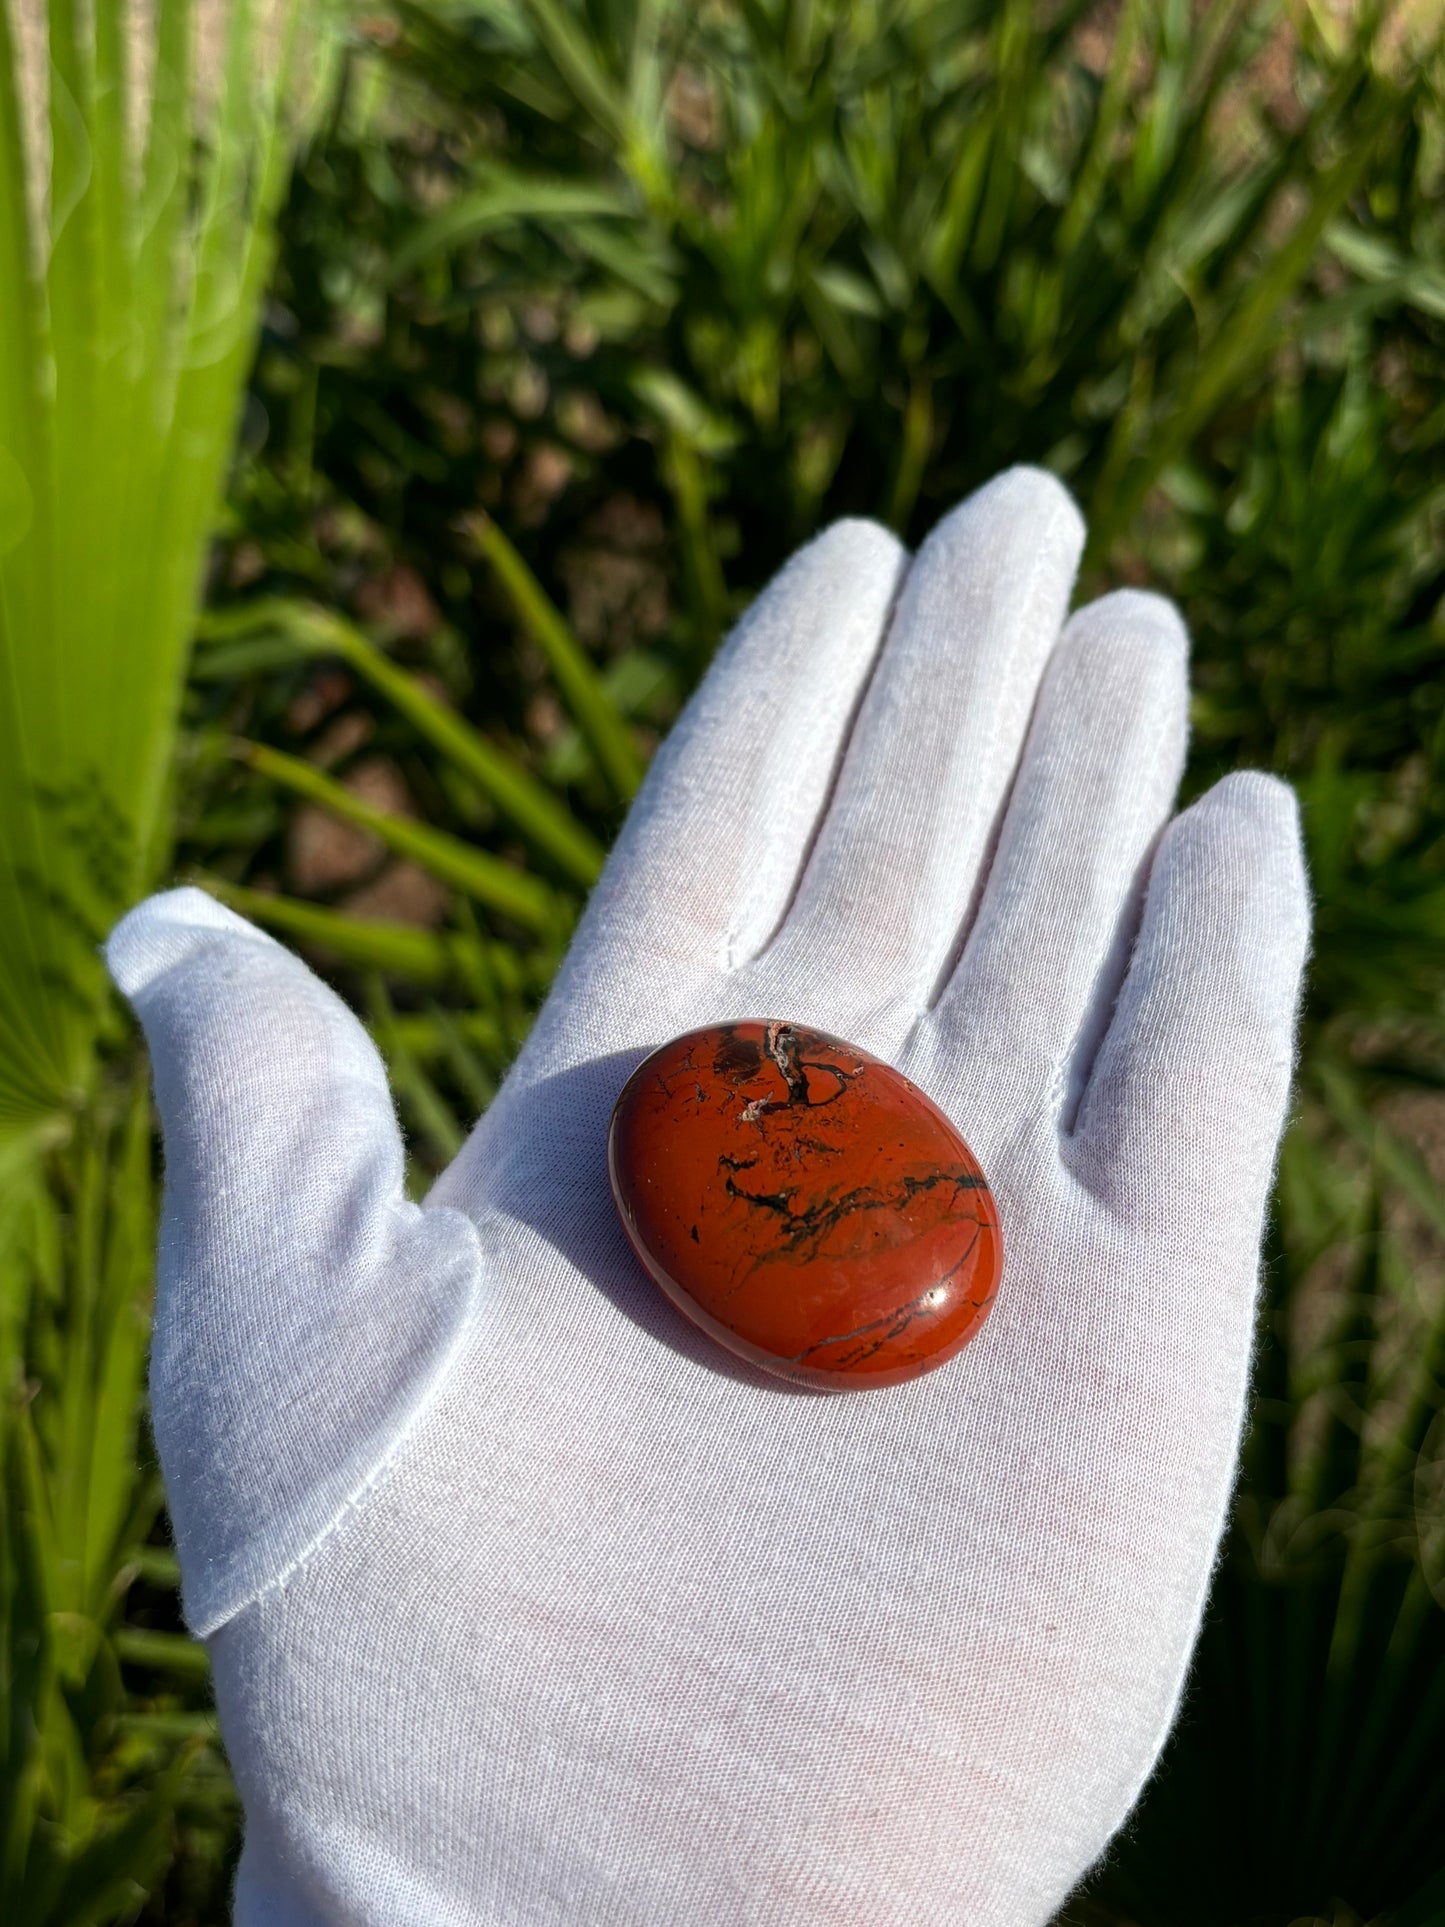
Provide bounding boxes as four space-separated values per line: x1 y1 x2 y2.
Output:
107 467 1309 1926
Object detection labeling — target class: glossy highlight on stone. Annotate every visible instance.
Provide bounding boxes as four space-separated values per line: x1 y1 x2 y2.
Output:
607 1021 1002 1389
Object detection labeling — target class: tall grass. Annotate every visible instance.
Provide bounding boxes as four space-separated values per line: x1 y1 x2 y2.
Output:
0 0 319 1137
0 0 320 1914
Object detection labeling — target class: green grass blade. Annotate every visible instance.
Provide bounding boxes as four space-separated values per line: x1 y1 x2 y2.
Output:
1093 73 1399 550
523 0 628 139
235 738 572 932
469 514 644 804
1054 0 1147 262
388 167 636 279
195 876 522 994
113 1628 211 1684
201 600 606 884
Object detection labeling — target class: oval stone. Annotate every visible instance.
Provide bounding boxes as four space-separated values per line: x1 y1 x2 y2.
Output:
607 1020 1002 1389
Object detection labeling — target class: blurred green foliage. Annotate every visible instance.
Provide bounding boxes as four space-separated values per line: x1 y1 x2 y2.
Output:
0 0 320 1133
6 0 1445 1918
0 0 319 1916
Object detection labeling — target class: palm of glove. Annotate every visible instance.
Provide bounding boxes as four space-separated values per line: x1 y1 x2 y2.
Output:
110 470 1307 1926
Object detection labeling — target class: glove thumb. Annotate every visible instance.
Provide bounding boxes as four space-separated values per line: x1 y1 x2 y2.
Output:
108 888 480 1636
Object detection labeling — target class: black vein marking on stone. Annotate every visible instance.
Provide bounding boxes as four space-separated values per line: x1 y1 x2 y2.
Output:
895 1277 997 1365
690 1225 700 1243
803 1061 856 1103
791 1224 986 1370
723 1174 796 1216
764 1022 811 1104
933 1222 983 1288
792 1133 839 1156
767 1170 978 1246
761 1022 863 1109
901 1170 990 1201
771 1168 987 1257
718 1168 990 1297
652 1045 705 1103
717 1152 758 1175
787 1283 941 1368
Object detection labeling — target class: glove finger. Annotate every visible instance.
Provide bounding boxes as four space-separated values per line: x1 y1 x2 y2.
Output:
756 467 1084 1026
107 887 480 1637
924 590 1188 1129
1066 772 1310 1215
574 516 907 996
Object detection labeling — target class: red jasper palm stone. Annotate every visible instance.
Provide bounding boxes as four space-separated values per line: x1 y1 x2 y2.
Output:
607 1020 1002 1389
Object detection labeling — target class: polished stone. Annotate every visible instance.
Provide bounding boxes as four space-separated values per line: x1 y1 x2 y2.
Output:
607 1021 1001 1389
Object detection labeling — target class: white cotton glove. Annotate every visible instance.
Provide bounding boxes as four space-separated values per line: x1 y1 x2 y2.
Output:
107 467 1309 1927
